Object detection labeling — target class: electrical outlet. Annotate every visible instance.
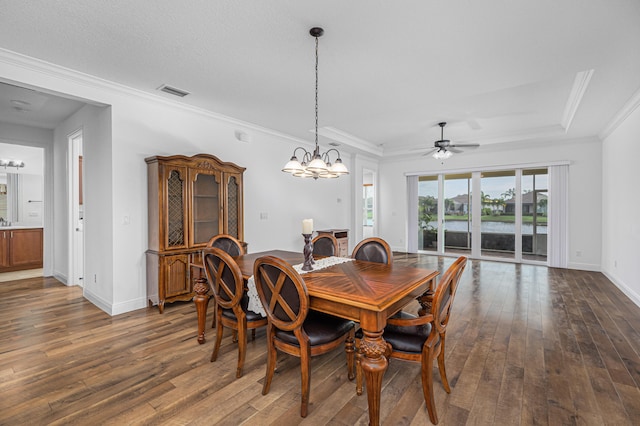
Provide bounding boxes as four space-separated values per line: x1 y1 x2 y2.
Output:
260 212 268 220
576 250 582 257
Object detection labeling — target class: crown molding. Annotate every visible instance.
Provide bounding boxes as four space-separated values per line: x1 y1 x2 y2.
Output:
561 69 594 131
316 126 383 157
0 48 315 149
599 86 640 140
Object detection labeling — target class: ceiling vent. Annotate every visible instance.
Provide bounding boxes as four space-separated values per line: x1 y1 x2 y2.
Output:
157 84 190 98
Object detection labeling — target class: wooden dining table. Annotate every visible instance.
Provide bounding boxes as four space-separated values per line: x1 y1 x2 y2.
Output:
193 250 438 426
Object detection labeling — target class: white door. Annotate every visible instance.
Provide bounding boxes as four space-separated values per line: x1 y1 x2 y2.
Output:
69 131 84 286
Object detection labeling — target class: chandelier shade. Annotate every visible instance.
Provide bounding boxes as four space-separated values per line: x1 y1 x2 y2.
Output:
282 27 349 180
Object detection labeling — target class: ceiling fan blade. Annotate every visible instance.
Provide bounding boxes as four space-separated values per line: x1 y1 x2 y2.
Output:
448 147 464 154
450 143 480 149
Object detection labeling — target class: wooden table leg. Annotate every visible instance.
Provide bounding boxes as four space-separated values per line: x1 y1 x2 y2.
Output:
417 277 437 316
359 329 389 426
193 278 210 344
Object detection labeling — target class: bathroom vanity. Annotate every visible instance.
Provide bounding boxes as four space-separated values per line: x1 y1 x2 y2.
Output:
0 227 43 272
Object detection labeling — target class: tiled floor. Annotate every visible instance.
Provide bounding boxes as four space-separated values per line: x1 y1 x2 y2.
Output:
0 268 43 282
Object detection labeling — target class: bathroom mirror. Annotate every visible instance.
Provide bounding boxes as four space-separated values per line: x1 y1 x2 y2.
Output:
0 172 43 226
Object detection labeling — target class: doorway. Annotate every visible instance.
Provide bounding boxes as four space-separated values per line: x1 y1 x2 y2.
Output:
362 169 375 239
69 130 84 286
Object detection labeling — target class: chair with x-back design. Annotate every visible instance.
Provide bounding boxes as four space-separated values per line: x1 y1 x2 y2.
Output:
351 237 393 265
253 255 356 417
203 247 267 378
311 233 339 257
355 255 467 424
205 234 246 329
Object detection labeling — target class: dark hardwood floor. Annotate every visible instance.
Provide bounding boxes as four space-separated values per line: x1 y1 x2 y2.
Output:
1 254 639 425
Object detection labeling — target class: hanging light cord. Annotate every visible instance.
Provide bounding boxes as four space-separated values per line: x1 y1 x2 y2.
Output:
314 34 319 150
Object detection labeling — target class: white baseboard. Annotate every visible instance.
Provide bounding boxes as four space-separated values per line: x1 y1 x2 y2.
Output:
82 288 112 315
567 261 601 272
83 288 148 316
53 272 68 284
111 297 148 316
602 269 640 309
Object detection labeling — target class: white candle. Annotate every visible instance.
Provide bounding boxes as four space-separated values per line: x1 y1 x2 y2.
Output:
302 218 313 234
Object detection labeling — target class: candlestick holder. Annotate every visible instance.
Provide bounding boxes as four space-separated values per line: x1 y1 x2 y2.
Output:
302 233 314 271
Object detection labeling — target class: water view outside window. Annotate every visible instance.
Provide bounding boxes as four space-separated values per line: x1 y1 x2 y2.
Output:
480 170 516 259
444 173 472 256
522 169 548 262
418 176 438 252
416 167 549 264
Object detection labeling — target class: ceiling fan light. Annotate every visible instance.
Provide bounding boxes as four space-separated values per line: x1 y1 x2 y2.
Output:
433 149 452 160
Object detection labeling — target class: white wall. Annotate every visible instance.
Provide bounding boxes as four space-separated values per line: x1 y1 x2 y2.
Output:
379 137 603 271
109 95 352 314
54 103 113 311
602 102 640 307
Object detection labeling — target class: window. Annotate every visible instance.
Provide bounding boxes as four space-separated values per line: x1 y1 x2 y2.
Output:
418 176 438 252
443 173 472 256
522 169 548 262
414 167 550 264
480 170 516 259
363 184 374 227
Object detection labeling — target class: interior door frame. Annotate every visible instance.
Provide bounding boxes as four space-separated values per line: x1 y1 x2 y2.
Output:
68 129 84 286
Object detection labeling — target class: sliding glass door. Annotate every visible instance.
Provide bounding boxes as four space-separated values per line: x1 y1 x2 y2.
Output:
522 169 548 262
415 167 549 264
480 170 516 259
418 176 438 252
443 173 472 256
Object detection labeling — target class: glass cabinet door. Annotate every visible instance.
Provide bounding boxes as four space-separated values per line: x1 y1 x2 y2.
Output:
164 166 188 250
190 169 222 246
224 173 243 240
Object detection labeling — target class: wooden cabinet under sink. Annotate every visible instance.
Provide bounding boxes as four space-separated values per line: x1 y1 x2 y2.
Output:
0 228 43 272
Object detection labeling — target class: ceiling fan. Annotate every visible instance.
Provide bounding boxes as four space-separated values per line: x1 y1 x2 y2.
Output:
424 122 479 159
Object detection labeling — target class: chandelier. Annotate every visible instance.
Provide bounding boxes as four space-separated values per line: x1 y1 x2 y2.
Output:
282 27 349 180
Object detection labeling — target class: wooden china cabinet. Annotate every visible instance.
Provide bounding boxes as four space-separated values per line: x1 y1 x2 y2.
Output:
145 154 245 313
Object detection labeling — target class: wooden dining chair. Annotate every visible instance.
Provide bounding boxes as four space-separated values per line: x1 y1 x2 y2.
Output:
311 233 339 257
253 255 356 417
206 234 246 329
351 237 393 265
207 233 245 256
355 256 467 424
202 247 267 378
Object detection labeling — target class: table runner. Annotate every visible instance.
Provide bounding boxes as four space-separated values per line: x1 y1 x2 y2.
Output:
246 256 354 316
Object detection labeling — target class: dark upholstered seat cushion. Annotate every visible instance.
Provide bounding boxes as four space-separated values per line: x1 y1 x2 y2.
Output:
275 310 355 346
220 306 266 322
354 242 389 264
356 311 433 354
313 237 336 257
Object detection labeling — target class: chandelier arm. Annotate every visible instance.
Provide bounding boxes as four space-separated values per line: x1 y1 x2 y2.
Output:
323 148 342 160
